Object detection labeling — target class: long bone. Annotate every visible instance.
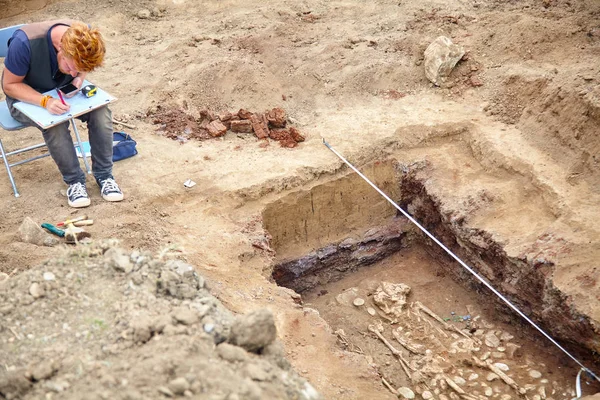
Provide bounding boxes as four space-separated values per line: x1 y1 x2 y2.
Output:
368 324 412 379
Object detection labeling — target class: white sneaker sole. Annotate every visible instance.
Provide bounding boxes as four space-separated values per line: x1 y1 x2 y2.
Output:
102 193 124 202
68 198 91 208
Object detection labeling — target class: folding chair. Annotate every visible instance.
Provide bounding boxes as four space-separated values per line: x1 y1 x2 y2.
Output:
0 24 90 197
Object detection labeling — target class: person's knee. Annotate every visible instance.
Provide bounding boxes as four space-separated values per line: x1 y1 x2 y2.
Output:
43 123 72 144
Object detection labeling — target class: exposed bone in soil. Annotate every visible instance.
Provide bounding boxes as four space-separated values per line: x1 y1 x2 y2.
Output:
303 246 600 399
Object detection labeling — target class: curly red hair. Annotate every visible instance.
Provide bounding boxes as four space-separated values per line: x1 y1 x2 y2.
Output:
61 22 106 72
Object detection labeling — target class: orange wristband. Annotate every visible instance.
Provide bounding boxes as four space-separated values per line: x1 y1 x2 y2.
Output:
40 95 51 108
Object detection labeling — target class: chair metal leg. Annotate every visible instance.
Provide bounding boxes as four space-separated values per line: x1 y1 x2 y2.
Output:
71 117 91 174
0 138 20 197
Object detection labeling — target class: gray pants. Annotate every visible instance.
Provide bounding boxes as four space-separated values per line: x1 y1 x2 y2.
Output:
8 102 114 186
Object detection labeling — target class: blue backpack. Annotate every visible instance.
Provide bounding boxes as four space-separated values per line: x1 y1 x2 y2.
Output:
113 132 138 162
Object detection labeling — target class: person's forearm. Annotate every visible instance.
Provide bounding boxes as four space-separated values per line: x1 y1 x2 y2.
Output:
3 81 46 106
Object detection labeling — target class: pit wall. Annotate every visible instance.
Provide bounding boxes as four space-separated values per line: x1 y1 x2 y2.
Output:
262 161 401 262
399 169 600 360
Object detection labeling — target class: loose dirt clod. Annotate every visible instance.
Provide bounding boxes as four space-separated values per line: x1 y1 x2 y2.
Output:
0 242 321 400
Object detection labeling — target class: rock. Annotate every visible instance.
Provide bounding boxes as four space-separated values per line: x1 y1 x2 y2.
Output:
217 343 248 363
537 386 546 397
367 307 377 316
172 307 199 326
246 363 270 381
137 9 151 19
484 331 500 348
43 272 55 281
422 391 433 399
104 248 133 273
166 260 194 276
493 362 509 371
353 298 365 307
529 370 542 379
158 386 174 397
131 315 153 343
468 373 479 381
0 370 33 398
168 377 189 395
0 272 8 283
229 309 276 353
29 282 45 299
397 386 415 399
30 361 58 381
18 217 59 247
453 376 466 386
151 315 172 334
484 387 493 396
423 36 465 86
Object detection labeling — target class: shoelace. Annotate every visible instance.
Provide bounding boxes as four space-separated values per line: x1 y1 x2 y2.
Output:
67 182 87 199
101 178 120 194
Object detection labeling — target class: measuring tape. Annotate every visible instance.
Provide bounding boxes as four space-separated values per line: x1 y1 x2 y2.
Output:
82 84 97 98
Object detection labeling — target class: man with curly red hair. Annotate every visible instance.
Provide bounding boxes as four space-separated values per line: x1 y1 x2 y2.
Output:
1 20 123 207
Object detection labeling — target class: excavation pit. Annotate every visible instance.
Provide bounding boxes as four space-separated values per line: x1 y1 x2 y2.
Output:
263 160 600 399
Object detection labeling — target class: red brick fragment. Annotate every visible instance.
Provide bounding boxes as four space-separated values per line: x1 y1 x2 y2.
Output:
269 129 298 148
218 111 233 122
207 120 227 137
250 113 270 139
199 108 218 121
269 129 290 141
230 120 253 133
289 127 305 142
266 107 287 128
238 109 253 120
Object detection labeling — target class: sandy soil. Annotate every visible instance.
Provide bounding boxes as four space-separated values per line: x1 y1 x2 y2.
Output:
1 0 600 398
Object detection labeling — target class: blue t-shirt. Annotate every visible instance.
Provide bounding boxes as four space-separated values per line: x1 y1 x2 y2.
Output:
4 27 60 78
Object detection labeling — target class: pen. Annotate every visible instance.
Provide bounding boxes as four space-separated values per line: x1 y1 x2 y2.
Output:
56 88 66 105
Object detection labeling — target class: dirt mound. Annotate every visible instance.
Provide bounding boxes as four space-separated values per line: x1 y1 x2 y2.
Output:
0 242 320 400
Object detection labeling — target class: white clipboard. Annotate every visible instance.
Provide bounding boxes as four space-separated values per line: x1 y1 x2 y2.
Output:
13 80 117 129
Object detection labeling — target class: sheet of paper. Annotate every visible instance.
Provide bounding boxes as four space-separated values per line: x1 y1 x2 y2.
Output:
13 81 117 129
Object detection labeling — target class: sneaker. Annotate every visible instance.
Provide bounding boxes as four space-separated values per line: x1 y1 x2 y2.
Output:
100 178 124 202
67 182 91 208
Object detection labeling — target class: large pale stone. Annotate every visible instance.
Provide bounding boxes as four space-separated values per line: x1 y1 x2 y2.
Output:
18 217 59 247
424 36 465 86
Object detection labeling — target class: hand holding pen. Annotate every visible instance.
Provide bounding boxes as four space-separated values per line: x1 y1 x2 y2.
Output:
44 89 70 115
